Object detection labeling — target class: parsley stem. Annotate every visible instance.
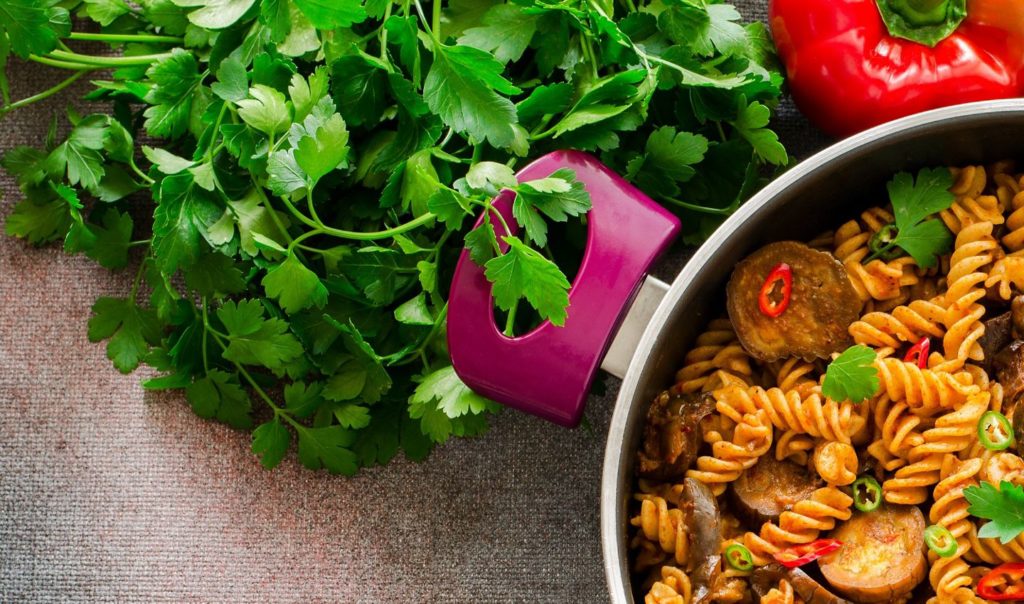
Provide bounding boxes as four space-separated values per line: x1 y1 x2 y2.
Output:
715 121 728 142
47 49 173 66
128 256 148 304
68 32 184 44
503 300 519 337
306 190 325 228
27 55 97 71
201 299 211 373
471 199 513 240
128 239 151 247
431 0 442 40
390 303 448 367
250 183 293 244
412 0 436 42
661 196 734 215
0 71 86 116
278 192 437 241
129 157 155 185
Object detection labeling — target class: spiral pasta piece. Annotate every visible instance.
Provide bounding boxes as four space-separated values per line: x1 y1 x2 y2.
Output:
768 358 820 397
687 409 773 495
927 455 983 603
813 441 858 486
833 217 907 302
1002 176 1024 251
884 392 989 504
873 357 978 415
760 579 797 604
985 253 1024 300
849 297 947 349
775 430 814 465
742 486 854 565
645 566 692 604
631 495 689 565
935 222 998 372
712 385 864 444
674 319 754 394
873 395 926 460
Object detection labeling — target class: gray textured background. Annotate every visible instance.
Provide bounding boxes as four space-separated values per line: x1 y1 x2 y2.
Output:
0 2 827 602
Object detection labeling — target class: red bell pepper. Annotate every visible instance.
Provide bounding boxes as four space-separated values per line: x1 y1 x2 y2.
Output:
769 0 1024 137
977 563 1024 601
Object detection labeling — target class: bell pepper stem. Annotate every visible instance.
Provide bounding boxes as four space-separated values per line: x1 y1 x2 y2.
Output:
876 0 967 47
889 0 949 25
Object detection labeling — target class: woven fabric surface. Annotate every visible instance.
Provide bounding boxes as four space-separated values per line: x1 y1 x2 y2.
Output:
0 2 828 602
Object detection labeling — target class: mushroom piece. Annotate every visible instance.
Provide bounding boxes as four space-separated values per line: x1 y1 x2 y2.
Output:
636 392 715 481
727 241 861 362
818 505 927 603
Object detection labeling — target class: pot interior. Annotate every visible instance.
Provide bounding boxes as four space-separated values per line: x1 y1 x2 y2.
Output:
601 100 1024 604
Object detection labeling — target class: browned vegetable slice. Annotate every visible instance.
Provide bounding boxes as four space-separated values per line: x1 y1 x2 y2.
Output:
680 478 722 604
636 392 715 481
995 341 1024 407
730 454 822 525
819 505 927 603
751 564 853 604
727 241 860 361
979 312 1013 370
1012 295 1024 338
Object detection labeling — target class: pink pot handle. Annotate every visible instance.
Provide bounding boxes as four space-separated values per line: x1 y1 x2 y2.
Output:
447 150 681 427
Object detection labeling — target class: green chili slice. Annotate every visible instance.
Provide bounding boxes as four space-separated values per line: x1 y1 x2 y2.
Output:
925 525 958 558
852 475 883 512
978 411 1015 451
724 543 754 571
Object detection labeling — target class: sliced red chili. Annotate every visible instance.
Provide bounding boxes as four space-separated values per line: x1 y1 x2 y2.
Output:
758 262 792 318
977 563 1024 600
772 538 842 568
904 336 930 369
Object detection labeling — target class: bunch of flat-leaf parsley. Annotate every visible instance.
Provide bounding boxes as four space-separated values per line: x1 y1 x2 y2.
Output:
1 0 786 473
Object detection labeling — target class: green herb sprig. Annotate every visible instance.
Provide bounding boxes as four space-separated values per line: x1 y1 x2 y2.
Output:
867 167 956 268
1 0 785 473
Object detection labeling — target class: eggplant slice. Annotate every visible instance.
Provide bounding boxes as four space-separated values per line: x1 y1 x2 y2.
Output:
730 455 822 525
819 505 927 603
637 392 716 481
727 241 860 361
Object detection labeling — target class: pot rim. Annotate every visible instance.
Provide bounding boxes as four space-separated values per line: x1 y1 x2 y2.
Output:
599 98 1024 603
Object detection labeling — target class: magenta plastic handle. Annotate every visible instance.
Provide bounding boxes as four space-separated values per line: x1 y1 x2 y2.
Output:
446 151 681 427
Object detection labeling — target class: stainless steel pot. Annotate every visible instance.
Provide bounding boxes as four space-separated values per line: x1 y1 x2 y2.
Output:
599 99 1024 603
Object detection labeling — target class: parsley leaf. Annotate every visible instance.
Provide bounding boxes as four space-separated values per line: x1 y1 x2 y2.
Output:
186 369 253 429
887 168 956 268
965 481 1024 544
0 0 69 57
485 236 572 326
216 299 304 370
511 168 591 247
252 418 291 469
458 4 538 64
296 425 358 475
822 345 879 403
143 49 204 138
88 297 162 373
262 252 329 314
412 366 500 418
423 43 520 148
